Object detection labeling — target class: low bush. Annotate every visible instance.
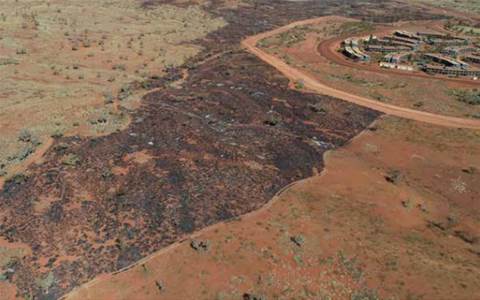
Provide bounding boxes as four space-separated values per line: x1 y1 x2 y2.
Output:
450 89 480 105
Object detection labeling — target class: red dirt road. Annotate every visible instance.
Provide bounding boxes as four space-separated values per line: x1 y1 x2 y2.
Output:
241 17 480 129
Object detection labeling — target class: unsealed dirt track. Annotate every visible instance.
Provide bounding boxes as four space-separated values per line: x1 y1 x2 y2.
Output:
242 17 480 130
0 2 470 298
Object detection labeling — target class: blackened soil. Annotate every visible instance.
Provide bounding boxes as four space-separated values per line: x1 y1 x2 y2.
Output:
0 0 446 299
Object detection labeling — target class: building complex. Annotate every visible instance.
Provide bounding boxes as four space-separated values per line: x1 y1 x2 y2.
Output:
340 28 480 78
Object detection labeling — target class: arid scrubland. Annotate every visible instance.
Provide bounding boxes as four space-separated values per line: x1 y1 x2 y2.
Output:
0 0 225 179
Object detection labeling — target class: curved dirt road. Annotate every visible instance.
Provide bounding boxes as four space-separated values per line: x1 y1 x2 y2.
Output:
62 17 479 300
241 17 480 129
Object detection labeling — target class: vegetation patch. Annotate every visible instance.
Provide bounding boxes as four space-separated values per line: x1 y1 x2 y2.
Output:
450 89 480 105
62 154 80 166
0 0 225 179
36 272 55 291
335 21 374 35
258 26 309 48
294 80 305 89
413 0 480 14
0 247 27 268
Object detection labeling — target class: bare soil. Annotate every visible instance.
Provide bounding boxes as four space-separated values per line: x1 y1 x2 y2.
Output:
0 0 225 181
65 5 480 300
64 115 480 300
256 16 480 121
0 23 378 300
0 0 471 299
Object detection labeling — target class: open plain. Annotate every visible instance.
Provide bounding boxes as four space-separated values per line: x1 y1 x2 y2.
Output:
0 0 479 299
0 0 225 181
65 115 480 300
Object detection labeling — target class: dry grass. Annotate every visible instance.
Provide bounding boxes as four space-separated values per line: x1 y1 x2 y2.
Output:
0 0 225 179
411 0 480 14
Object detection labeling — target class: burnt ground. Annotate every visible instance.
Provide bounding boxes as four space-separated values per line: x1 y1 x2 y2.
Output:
0 0 448 299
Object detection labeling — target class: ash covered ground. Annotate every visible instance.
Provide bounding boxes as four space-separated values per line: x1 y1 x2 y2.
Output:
0 0 446 298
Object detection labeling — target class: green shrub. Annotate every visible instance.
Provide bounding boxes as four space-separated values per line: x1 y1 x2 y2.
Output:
62 154 80 166
450 89 480 105
337 21 374 35
294 80 305 89
18 129 32 142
